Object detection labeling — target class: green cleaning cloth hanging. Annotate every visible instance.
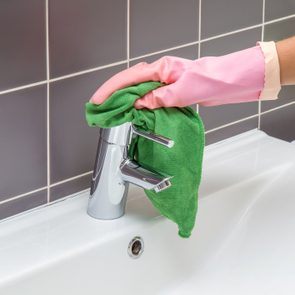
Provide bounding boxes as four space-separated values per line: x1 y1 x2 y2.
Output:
85 81 205 238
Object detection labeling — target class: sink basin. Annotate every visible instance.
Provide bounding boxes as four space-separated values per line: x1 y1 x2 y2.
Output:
0 129 295 295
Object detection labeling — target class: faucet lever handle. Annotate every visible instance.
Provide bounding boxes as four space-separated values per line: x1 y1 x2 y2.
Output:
131 124 174 148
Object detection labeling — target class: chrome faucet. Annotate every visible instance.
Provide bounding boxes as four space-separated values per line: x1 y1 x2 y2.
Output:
87 122 174 220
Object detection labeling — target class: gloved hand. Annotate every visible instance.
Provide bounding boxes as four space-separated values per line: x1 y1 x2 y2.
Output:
90 42 281 109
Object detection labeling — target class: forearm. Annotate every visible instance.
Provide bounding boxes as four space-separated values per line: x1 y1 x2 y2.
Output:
276 36 295 85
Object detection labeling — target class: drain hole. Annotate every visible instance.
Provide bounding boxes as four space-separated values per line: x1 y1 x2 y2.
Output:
128 236 144 259
131 240 141 255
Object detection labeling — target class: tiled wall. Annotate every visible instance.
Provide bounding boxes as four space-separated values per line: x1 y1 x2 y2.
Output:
0 0 294 220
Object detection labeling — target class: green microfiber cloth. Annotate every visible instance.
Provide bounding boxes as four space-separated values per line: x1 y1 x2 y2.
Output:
85 81 205 238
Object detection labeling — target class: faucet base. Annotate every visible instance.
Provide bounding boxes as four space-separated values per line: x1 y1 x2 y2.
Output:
87 183 129 220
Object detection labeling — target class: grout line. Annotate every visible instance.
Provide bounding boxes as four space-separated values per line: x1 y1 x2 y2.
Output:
0 170 93 206
258 0 266 130
45 0 50 203
0 187 48 205
0 188 90 224
49 60 127 82
45 0 50 82
198 0 202 56
264 13 295 25
129 41 200 62
0 80 47 96
127 0 130 68
196 0 202 114
206 99 295 135
258 99 262 129
46 188 90 207
46 83 50 203
200 23 263 43
261 0 266 40
205 114 259 134
260 100 295 115
50 171 93 187
1 14 294 97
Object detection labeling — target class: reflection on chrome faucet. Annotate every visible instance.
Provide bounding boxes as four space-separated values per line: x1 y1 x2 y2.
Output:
87 122 174 220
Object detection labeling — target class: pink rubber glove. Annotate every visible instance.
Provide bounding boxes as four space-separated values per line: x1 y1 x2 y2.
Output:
90 43 280 109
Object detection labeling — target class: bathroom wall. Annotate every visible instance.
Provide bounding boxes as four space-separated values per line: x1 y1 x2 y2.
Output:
0 0 294 220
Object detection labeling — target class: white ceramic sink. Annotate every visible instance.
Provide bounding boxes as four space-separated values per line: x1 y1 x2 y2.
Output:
1 129 295 295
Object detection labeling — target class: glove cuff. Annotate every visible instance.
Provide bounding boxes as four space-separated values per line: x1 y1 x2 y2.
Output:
257 41 281 101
